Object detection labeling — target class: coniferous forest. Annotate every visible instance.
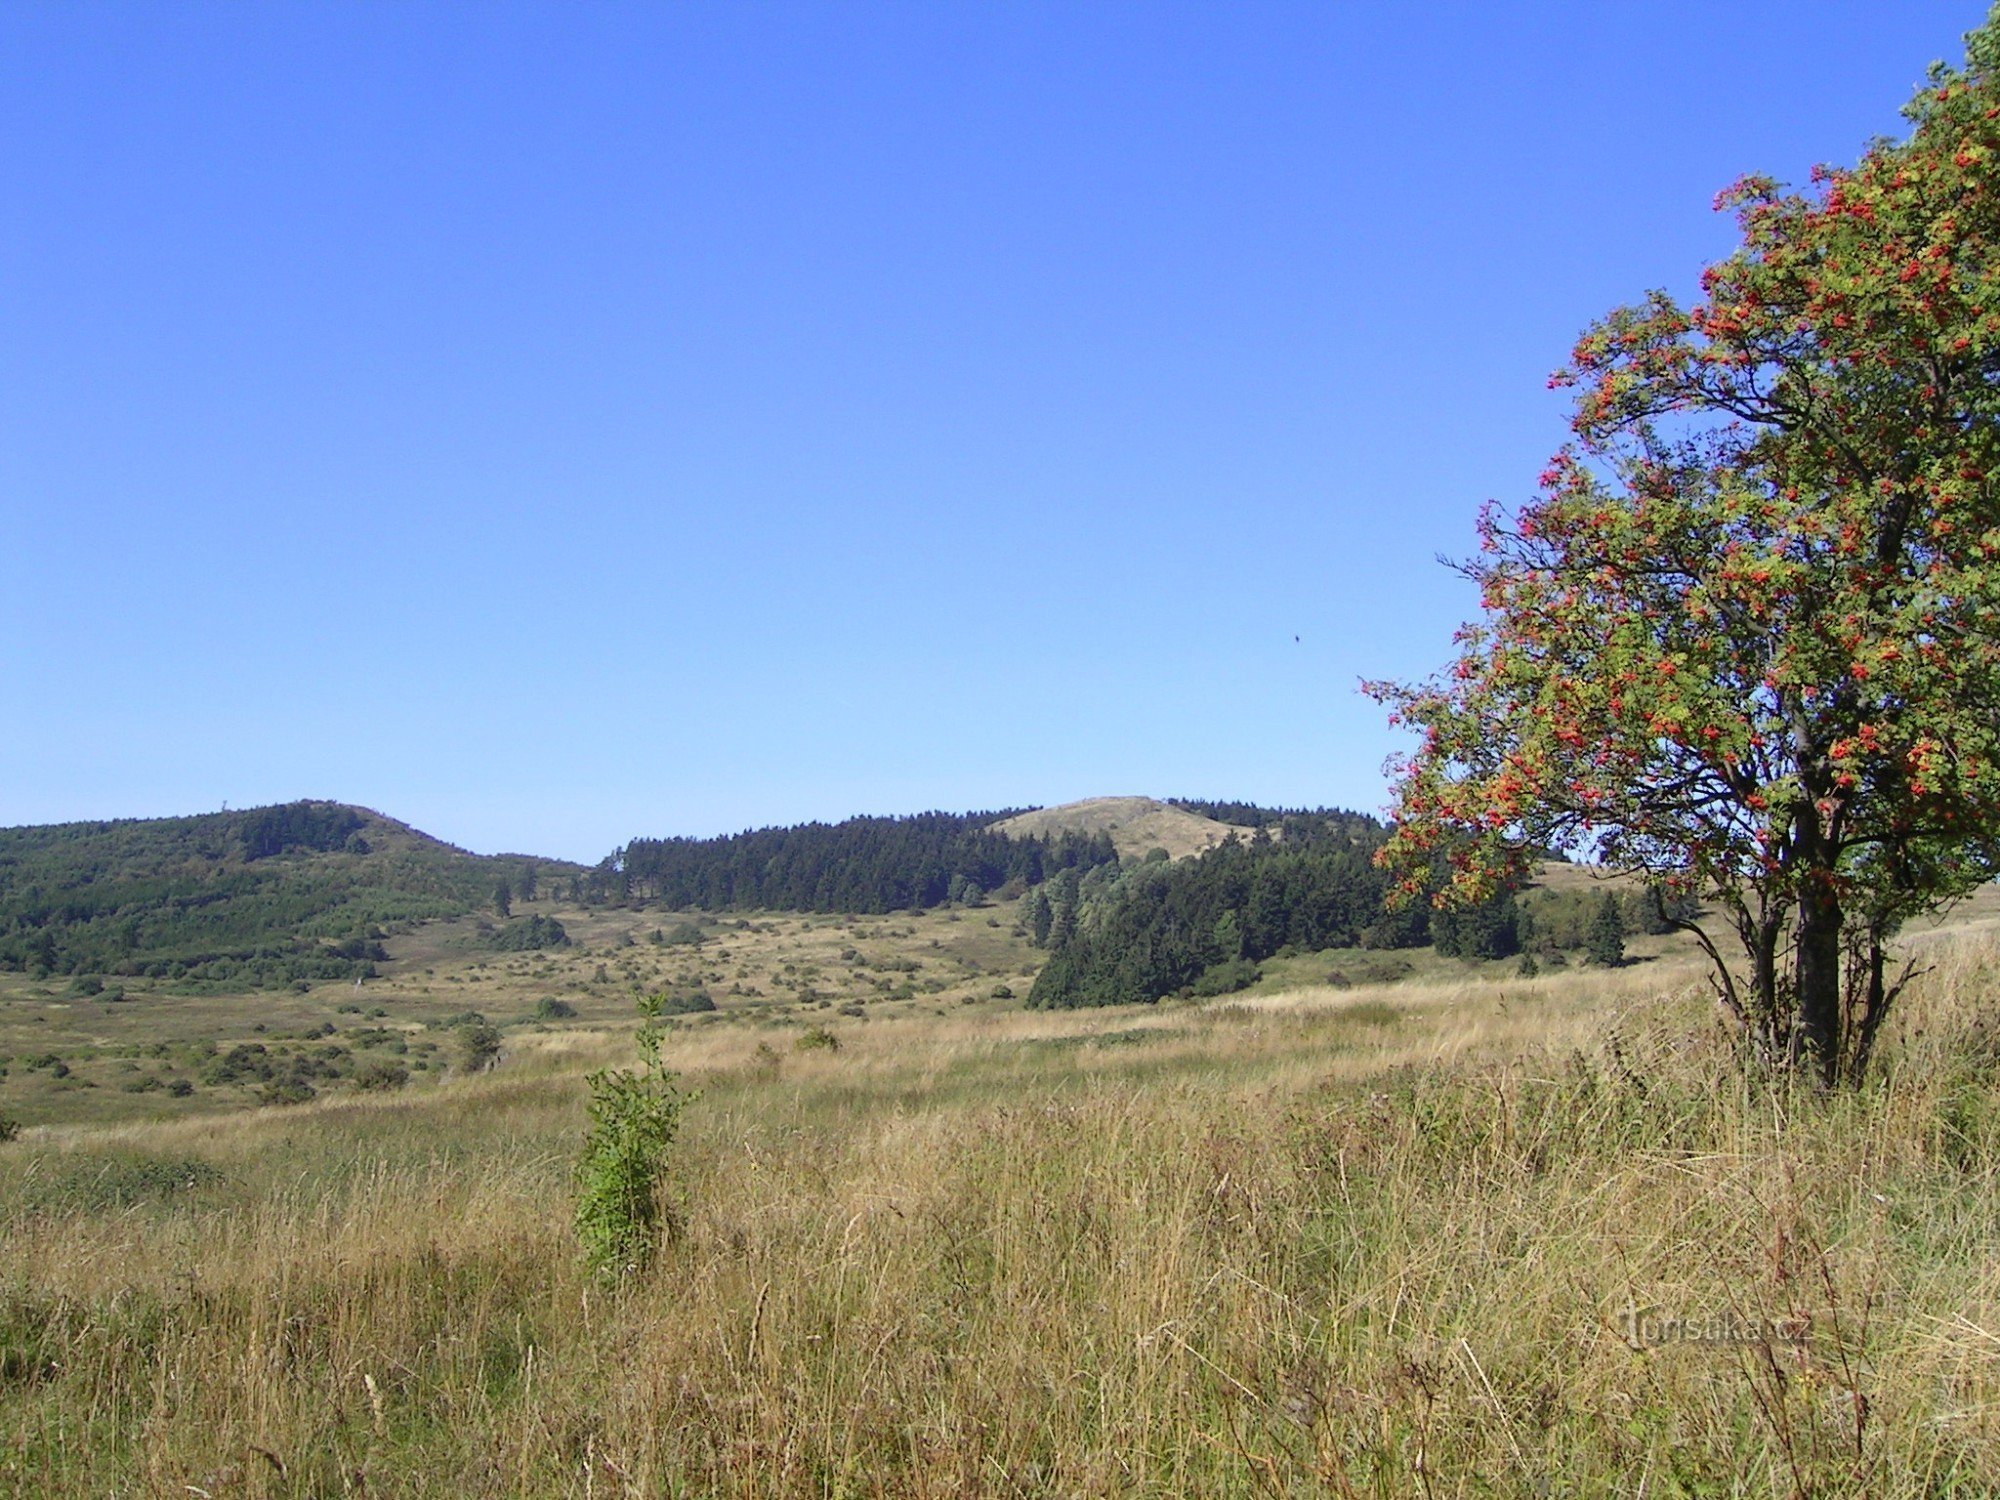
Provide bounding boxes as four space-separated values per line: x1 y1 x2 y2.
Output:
609 812 1119 913
1025 811 1444 1008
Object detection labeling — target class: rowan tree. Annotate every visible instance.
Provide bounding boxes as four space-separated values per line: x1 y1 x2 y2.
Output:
1371 10 2000 1086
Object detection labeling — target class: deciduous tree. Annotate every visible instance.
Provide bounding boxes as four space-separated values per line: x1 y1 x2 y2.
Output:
1371 11 2000 1085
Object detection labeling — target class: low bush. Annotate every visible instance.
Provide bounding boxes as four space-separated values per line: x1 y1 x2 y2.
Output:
574 1019 689 1279
1189 957 1260 998
795 1026 840 1053
651 990 716 1016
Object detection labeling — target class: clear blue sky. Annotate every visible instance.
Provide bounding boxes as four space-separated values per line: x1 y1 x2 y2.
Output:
2 2 1985 861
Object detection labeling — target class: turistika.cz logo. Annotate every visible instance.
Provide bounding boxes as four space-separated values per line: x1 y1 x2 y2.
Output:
1618 1305 1810 1349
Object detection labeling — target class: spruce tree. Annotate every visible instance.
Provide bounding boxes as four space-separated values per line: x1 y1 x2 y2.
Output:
1585 893 1625 968
1024 887 1054 946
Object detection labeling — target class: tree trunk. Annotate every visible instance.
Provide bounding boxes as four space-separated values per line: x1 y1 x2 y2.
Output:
1749 910 1783 1063
1847 934 1889 1088
1795 878 1844 1088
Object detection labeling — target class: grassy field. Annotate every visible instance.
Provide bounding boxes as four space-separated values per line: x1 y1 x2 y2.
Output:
0 895 1044 1128
4 894 2000 1496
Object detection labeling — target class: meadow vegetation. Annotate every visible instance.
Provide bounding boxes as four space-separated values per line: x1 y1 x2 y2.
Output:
4 898 2000 1495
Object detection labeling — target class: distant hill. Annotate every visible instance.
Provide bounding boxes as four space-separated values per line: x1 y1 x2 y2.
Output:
990 797 1256 861
0 802 573 989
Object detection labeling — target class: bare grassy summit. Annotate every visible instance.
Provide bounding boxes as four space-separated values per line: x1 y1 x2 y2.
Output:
990 795 1247 860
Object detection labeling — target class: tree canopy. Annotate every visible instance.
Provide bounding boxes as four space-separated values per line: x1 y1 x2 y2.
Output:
1371 9 2000 1085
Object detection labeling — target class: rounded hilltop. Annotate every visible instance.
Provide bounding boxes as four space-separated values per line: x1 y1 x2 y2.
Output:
989 797 1251 862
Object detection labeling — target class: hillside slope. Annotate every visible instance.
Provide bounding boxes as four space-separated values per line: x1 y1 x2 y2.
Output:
0 801 573 988
989 797 1252 860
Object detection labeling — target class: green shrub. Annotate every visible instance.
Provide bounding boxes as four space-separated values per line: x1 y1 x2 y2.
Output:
534 997 578 1021
795 1025 841 1053
573 1023 689 1279
1190 957 1261 998
650 990 716 1016
489 916 569 952
456 1024 503 1074
352 1058 409 1092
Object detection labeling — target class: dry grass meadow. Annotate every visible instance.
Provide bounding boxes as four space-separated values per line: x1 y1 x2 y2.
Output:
5 897 2000 1495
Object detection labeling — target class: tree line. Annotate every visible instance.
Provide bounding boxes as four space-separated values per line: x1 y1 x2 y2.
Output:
605 812 1119 913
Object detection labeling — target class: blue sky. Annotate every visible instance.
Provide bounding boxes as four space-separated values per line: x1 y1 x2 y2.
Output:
2 2 1986 861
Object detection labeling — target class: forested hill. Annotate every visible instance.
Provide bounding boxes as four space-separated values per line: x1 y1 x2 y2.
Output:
602 800 1384 915
1025 808 1426 1009
609 811 1120 913
0 802 568 989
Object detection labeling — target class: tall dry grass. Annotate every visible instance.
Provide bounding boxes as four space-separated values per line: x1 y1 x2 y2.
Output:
4 942 2000 1495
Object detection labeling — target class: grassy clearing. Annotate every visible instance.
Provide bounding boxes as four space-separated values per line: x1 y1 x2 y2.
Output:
4 930 2000 1495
